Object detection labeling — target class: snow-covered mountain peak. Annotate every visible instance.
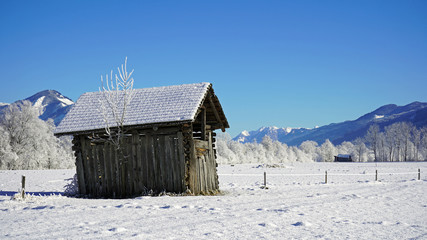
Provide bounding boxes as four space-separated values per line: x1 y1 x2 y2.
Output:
234 125 311 143
241 130 250 136
0 90 74 126
285 127 293 133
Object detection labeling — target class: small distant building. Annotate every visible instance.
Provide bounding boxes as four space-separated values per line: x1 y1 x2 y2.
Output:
334 154 352 162
54 82 229 198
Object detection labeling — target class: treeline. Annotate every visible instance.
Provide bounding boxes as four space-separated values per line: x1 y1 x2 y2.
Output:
365 122 427 162
216 123 427 164
0 101 74 170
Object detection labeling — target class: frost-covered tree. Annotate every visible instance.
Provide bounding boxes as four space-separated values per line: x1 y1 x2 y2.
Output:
411 127 421 161
365 124 380 162
99 57 135 152
353 138 367 162
0 101 74 169
299 140 319 161
337 141 355 157
319 139 337 162
0 125 18 169
420 127 427 161
398 122 413 161
384 123 399 161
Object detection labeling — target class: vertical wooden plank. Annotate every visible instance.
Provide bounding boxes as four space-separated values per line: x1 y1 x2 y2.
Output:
141 134 149 192
126 136 134 196
83 137 94 197
131 134 138 196
170 135 177 192
113 145 121 198
79 136 90 196
97 144 103 197
188 138 197 194
98 144 106 197
146 132 155 191
91 143 99 197
157 135 166 191
133 131 142 195
167 135 175 192
202 155 208 194
86 139 95 197
103 141 112 198
163 135 171 192
74 137 87 195
170 135 178 192
198 156 203 194
205 153 211 193
177 132 185 192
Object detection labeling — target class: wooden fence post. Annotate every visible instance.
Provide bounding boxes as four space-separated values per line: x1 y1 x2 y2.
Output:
418 169 421 181
21 175 26 199
375 170 378 181
325 171 328 184
264 171 267 188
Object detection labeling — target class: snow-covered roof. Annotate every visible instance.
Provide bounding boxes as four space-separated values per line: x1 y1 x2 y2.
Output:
55 82 214 135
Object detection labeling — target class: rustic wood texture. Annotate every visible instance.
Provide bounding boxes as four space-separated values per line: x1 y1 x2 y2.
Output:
73 127 210 198
71 96 224 198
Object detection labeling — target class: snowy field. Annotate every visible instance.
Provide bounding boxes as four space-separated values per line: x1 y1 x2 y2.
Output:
1 162 426 239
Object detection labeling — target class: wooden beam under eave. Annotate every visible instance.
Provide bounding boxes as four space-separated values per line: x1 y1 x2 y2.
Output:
201 106 206 140
208 94 225 132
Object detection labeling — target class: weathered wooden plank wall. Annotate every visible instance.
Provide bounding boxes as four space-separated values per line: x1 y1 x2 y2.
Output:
72 125 219 198
73 128 187 198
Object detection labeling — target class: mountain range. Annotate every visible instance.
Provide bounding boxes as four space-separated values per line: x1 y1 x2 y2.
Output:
1 90 426 146
0 90 74 125
234 102 427 146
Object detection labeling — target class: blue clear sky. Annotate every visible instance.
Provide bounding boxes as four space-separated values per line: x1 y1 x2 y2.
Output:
1 0 426 137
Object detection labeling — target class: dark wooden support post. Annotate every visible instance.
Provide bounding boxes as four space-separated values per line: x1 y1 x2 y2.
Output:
201 106 206 141
208 95 225 132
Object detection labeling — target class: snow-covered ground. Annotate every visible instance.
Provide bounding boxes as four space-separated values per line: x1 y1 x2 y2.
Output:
1 162 426 239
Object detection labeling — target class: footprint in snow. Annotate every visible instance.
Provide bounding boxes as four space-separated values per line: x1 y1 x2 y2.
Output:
292 221 312 227
108 227 127 233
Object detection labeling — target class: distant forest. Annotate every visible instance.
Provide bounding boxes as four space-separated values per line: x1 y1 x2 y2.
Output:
216 122 427 164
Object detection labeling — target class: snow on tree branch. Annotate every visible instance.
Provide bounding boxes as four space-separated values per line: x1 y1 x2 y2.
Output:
98 57 135 149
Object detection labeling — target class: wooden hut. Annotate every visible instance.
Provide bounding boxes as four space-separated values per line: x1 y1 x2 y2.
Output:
54 83 229 198
334 154 352 162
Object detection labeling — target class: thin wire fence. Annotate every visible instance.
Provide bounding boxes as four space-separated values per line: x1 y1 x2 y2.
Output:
218 169 423 186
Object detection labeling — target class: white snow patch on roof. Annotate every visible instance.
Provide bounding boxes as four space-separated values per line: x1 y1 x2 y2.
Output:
55 82 211 134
